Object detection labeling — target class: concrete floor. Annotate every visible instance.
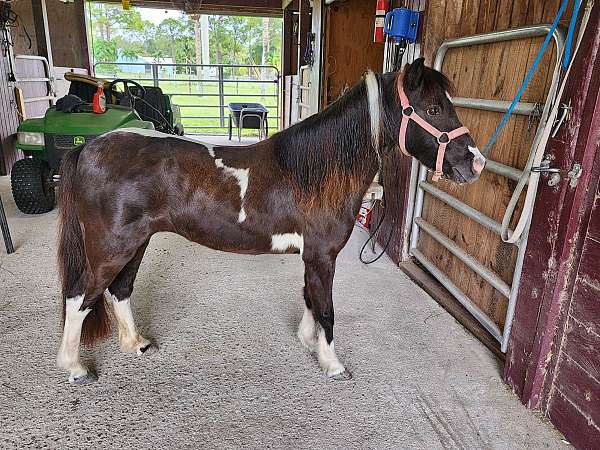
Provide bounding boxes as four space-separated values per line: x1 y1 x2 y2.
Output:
0 175 566 449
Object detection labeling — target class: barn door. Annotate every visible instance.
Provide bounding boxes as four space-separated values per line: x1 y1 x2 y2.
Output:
408 23 567 352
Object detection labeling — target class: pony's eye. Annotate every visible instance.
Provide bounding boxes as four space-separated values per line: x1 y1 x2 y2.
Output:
426 105 441 116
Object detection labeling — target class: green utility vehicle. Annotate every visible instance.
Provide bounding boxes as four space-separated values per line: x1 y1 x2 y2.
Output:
12 73 183 214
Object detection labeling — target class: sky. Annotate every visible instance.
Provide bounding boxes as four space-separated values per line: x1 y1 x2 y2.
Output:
137 7 182 25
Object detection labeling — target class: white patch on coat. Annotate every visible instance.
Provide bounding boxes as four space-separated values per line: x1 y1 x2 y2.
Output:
297 306 317 351
365 71 381 153
108 293 150 355
446 91 453 102
108 127 215 155
271 233 304 254
317 326 345 376
214 158 250 223
57 295 91 382
469 145 486 173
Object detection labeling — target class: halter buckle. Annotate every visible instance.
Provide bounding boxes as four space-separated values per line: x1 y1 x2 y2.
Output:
402 106 414 117
437 132 450 144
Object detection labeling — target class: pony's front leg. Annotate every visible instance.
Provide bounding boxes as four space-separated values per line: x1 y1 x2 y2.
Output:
302 245 349 379
57 295 96 384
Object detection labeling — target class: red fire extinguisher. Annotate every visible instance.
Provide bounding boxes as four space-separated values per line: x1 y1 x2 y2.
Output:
374 0 390 44
92 82 106 114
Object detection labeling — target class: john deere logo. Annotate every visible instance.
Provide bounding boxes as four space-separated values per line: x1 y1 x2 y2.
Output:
73 136 86 145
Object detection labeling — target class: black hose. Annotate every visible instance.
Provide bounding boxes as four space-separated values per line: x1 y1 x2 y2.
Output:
359 198 395 265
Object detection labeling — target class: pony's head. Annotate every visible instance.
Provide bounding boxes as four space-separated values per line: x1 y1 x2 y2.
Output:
376 58 485 184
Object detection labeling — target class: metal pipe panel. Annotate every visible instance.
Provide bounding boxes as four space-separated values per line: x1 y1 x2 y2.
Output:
411 249 503 342
418 181 513 238
415 218 511 297
452 97 539 116
433 24 566 71
485 160 525 182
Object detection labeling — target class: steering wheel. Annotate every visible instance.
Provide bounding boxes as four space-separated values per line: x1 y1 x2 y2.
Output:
107 79 146 105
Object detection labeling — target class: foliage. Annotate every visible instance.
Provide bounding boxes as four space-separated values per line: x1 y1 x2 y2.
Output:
88 3 282 71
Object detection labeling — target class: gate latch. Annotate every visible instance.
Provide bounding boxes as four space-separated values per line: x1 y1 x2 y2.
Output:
532 155 582 188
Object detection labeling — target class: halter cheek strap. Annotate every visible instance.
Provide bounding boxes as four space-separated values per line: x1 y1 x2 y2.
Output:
397 76 470 182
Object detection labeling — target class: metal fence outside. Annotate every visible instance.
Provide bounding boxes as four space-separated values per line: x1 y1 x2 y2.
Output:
93 62 280 135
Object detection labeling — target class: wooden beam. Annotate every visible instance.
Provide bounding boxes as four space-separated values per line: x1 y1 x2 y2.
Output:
96 0 283 15
31 0 53 67
282 6 293 76
298 0 310 66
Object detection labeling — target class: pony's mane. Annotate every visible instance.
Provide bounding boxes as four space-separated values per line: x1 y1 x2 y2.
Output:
272 66 453 202
272 79 375 198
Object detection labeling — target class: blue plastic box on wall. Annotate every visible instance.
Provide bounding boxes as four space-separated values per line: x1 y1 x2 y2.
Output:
383 7 421 43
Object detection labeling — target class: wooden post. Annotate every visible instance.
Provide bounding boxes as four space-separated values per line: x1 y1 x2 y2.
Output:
282 6 294 76
298 0 310 68
31 0 53 68
504 3 600 408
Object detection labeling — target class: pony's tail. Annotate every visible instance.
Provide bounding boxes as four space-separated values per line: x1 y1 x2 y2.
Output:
57 147 111 346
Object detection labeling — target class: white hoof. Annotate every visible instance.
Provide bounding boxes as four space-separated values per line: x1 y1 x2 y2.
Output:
323 360 346 377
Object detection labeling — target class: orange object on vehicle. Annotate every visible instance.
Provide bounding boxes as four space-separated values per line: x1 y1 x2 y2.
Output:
92 82 106 114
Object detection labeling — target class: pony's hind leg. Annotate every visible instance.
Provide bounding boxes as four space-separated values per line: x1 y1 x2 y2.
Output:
108 241 154 355
57 295 97 384
57 238 143 384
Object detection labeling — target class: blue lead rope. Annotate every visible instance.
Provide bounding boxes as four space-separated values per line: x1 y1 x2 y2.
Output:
563 0 583 68
482 0 572 157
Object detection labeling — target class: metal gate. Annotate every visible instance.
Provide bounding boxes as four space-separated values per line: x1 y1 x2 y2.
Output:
408 25 567 352
94 62 280 135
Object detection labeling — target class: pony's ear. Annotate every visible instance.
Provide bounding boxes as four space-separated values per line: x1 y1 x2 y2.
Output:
404 58 425 90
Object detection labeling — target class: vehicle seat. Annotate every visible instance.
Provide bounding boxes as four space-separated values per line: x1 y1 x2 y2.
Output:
130 86 170 132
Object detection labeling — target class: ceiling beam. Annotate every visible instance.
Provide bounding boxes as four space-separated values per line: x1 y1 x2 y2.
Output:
96 0 283 16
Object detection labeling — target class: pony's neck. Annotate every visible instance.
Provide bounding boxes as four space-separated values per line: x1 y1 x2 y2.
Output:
274 80 380 205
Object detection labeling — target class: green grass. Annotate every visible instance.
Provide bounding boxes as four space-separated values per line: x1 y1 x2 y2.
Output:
94 68 280 136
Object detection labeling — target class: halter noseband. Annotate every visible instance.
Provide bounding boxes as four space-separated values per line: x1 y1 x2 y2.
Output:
396 75 470 182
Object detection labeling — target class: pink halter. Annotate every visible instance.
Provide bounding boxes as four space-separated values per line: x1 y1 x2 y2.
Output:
396 75 470 182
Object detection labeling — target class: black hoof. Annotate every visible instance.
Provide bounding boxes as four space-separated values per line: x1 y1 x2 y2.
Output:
70 372 98 385
137 342 158 356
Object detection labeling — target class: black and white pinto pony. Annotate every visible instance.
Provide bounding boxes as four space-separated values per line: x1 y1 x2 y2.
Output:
56 58 485 384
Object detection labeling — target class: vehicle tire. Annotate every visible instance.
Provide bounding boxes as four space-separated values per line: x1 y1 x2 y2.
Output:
10 158 56 214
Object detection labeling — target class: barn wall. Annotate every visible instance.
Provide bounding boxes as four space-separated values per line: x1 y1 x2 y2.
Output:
46 0 90 70
322 0 385 106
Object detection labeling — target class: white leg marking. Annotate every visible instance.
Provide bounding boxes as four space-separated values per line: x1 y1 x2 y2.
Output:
214 158 250 223
108 293 151 355
57 295 91 382
317 326 346 376
297 306 317 351
365 70 381 152
207 147 215 158
271 233 304 254
469 145 486 173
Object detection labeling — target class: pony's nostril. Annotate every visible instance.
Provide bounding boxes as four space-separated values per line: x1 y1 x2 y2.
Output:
472 156 486 174
468 146 486 174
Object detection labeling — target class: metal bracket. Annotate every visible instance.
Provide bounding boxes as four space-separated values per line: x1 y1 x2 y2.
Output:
531 155 582 187
566 163 582 188
551 101 572 138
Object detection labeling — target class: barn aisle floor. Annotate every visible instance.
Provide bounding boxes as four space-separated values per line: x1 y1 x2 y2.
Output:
0 176 566 449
